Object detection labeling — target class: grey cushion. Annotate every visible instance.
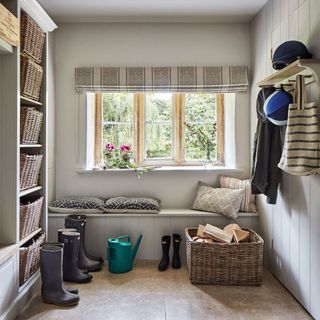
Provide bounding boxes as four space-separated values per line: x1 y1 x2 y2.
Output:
103 196 160 213
192 182 244 220
49 196 104 213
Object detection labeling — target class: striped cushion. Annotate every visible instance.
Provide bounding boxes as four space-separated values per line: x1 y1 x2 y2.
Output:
219 176 257 213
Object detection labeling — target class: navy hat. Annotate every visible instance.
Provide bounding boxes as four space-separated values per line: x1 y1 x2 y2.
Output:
256 87 276 123
272 41 312 70
263 89 293 126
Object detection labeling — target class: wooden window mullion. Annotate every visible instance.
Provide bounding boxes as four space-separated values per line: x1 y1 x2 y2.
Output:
94 93 103 164
134 93 145 165
173 93 185 165
216 94 225 164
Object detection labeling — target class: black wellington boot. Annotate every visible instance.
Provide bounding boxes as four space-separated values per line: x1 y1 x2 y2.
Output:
40 246 80 306
60 231 93 283
41 242 79 295
172 234 182 269
65 215 103 271
158 235 171 271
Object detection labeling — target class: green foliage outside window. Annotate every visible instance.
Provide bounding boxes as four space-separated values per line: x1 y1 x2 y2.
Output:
102 92 217 164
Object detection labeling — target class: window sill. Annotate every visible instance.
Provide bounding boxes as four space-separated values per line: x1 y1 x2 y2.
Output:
77 166 243 174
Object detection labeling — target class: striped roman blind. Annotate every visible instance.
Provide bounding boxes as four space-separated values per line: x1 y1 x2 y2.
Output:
74 66 248 93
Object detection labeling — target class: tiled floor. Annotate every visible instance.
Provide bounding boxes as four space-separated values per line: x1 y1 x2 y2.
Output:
19 260 312 320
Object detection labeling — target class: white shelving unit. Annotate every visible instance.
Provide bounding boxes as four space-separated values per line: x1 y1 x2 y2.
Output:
0 1 56 319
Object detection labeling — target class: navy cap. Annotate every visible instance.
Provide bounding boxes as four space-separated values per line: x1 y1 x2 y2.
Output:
272 41 312 70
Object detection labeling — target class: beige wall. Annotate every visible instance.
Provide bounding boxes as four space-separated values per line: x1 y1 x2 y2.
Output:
251 0 320 318
53 22 251 208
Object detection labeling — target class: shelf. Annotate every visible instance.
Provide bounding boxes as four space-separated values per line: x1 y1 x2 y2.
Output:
0 244 18 266
257 59 320 88
20 96 43 106
0 38 13 54
19 228 42 247
20 186 42 197
20 144 42 148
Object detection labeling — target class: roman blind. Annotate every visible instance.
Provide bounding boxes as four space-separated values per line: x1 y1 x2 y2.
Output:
75 66 248 93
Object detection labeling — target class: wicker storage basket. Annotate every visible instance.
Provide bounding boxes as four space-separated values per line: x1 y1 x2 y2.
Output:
21 12 45 64
20 107 43 144
185 227 263 285
20 153 43 190
20 196 43 240
19 232 45 286
20 54 43 101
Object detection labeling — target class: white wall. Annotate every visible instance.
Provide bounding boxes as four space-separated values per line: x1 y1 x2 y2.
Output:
53 22 251 208
251 0 320 318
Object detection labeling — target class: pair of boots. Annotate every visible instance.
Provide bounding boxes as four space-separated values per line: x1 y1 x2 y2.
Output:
40 243 80 307
158 234 182 271
64 214 104 272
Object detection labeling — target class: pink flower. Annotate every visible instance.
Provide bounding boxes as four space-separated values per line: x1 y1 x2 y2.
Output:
105 143 115 151
120 144 131 152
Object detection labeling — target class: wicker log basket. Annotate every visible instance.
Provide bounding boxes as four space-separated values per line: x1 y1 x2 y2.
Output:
20 153 43 190
19 232 45 286
185 227 264 285
20 12 45 64
20 107 43 144
20 196 43 239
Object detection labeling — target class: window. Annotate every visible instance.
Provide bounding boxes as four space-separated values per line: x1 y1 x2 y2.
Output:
94 92 224 167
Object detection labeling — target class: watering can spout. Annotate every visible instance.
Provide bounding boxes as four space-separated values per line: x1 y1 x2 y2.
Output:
132 234 143 262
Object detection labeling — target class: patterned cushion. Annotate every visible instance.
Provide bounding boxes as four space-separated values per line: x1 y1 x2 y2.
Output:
219 176 257 212
103 197 160 213
192 182 244 220
49 196 104 213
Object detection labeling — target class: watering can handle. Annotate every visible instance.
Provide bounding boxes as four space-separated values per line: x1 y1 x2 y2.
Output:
118 235 130 241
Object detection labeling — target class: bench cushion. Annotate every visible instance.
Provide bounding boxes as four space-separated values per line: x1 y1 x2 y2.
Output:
103 196 160 213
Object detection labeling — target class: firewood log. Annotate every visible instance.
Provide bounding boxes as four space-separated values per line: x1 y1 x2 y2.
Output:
233 229 250 243
203 224 233 243
197 224 205 237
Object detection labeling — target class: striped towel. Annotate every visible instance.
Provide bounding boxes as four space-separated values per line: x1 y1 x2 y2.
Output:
278 75 320 175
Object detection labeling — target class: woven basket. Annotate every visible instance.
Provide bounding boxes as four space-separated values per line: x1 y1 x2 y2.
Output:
20 154 43 191
19 232 45 286
185 227 264 285
21 12 45 64
20 107 43 144
20 196 43 240
21 54 43 102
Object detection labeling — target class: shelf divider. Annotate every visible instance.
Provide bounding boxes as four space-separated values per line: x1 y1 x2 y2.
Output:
20 186 42 197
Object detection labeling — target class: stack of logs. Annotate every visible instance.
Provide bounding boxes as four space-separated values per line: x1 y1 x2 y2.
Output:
192 223 250 244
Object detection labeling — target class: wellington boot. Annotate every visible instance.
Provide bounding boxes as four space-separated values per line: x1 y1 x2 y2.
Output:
158 235 171 271
172 234 182 269
40 246 79 306
60 232 93 283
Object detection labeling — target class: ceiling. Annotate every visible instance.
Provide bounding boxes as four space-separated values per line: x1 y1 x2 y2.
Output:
37 0 268 23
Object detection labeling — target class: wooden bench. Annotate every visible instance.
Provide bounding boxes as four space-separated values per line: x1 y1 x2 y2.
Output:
48 209 259 261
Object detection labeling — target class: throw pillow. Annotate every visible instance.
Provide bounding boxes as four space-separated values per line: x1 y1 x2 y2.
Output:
192 182 244 220
103 196 160 213
49 196 104 213
219 176 257 212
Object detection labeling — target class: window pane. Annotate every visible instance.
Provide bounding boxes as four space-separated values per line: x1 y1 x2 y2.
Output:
103 93 133 122
145 124 173 159
103 124 133 149
145 93 173 160
145 93 172 122
185 93 216 122
185 123 216 161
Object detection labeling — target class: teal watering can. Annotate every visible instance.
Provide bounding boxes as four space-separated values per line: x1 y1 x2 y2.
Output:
107 235 143 273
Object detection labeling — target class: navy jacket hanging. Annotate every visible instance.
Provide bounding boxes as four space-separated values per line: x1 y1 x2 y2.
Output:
251 87 282 204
